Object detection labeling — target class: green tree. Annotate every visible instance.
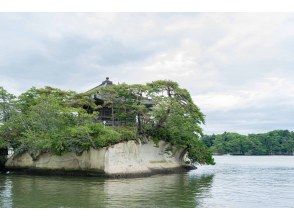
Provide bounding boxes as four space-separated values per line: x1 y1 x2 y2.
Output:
1 81 214 165
146 80 214 164
0 87 16 123
0 91 136 157
203 130 294 155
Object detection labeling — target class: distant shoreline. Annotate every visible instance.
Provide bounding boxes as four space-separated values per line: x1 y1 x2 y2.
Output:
203 130 294 156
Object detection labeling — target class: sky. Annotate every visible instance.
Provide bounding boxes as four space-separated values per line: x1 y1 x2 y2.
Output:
1 13 294 134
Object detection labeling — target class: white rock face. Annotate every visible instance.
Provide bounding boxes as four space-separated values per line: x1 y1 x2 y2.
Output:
5 140 188 176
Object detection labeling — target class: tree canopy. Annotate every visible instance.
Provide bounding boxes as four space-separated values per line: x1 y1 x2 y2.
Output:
0 81 214 165
90 80 214 164
0 87 16 123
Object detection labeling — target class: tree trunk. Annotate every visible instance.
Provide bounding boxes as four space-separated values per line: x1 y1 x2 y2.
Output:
111 106 114 126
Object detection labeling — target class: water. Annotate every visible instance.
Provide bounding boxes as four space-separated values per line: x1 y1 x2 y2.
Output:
0 156 293 208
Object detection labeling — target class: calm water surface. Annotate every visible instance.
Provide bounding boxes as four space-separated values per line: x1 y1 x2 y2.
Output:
0 156 293 208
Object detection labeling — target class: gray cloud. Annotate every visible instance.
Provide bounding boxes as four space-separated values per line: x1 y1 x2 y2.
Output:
1 13 294 134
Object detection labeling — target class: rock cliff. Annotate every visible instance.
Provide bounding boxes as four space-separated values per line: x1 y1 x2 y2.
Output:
5 140 193 177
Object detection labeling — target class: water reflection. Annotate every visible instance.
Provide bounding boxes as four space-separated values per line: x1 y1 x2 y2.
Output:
2 156 293 207
0 173 214 208
0 174 13 208
102 174 214 207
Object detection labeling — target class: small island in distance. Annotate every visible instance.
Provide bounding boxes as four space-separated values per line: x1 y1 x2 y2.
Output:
203 130 294 156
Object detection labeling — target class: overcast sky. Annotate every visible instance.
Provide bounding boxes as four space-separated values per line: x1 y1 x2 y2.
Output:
1 13 294 134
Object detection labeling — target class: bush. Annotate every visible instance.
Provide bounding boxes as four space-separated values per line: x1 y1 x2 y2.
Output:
188 146 215 165
89 123 121 148
63 126 94 154
0 94 138 157
113 126 137 141
1 82 214 165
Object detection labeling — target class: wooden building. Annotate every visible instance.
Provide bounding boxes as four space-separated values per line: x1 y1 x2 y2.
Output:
86 77 153 126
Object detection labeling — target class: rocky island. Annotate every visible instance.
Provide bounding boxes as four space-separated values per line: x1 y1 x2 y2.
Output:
0 78 214 177
5 140 192 177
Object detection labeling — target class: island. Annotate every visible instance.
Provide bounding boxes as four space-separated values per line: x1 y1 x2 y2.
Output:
202 131 294 156
0 78 214 177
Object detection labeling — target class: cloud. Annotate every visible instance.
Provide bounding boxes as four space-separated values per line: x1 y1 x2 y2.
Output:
195 77 294 133
0 13 294 134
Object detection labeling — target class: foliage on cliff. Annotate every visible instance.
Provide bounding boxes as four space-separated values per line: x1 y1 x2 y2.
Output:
0 87 16 123
0 87 136 158
91 80 214 165
203 130 294 155
0 81 214 165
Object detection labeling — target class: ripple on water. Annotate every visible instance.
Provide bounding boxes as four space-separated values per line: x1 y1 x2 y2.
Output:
0 156 293 207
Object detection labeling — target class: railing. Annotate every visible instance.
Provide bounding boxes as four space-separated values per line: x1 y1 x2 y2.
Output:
96 117 135 126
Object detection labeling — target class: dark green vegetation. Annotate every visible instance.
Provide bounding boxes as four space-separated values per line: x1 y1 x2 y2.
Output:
0 87 135 159
0 81 214 165
203 131 294 155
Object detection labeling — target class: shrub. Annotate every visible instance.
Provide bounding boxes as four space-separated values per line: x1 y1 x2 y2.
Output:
113 126 137 141
88 123 121 148
0 95 138 157
0 81 214 165
63 126 94 154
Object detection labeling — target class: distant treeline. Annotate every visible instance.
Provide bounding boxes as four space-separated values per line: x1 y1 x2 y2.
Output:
202 130 294 155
